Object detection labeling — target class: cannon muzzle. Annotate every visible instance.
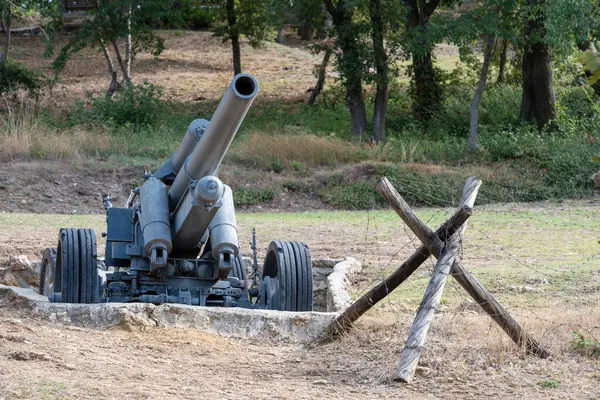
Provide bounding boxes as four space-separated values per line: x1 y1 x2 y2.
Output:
168 73 259 209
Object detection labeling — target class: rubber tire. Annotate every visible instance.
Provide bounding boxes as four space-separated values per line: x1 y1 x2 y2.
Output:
262 241 313 311
39 248 57 295
228 254 247 290
57 228 100 303
78 229 100 303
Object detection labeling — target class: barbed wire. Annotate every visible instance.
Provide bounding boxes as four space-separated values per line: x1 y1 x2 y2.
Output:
358 174 600 344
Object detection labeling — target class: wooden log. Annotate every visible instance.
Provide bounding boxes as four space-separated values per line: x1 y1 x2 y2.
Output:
322 205 473 339
395 177 480 382
374 178 441 254
375 177 550 359
395 234 463 382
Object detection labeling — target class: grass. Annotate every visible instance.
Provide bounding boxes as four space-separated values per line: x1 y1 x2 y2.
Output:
2 31 600 210
3 200 599 307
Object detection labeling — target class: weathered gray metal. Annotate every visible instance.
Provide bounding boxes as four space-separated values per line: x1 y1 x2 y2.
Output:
139 177 172 271
168 73 259 209
41 73 314 312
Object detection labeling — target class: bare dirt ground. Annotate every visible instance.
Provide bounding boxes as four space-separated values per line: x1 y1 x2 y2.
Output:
0 160 334 215
0 200 599 398
1 298 599 399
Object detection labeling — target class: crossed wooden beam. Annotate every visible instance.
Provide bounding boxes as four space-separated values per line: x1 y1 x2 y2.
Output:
322 177 549 383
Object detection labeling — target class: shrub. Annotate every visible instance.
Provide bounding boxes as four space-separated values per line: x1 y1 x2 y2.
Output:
319 181 386 210
270 159 284 173
75 82 166 129
233 187 277 206
538 378 560 389
545 139 598 192
0 60 46 96
571 331 600 358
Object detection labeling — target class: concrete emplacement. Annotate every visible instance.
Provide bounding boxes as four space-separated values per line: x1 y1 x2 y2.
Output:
0 257 361 343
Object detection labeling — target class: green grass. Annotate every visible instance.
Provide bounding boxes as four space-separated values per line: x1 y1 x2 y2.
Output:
4 201 598 310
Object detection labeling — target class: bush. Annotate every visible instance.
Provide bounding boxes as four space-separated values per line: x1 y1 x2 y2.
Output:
556 86 597 119
545 139 598 192
74 82 166 129
319 181 386 209
571 331 600 358
233 187 277 206
160 0 217 29
0 60 46 96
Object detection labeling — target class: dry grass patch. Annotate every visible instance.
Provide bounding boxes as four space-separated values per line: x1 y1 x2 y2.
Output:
230 131 365 167
0 106 114 161
10 30 321 106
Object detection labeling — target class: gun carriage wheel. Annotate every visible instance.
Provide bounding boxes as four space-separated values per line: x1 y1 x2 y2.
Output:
39 247 57 296
261 241 313 311
228 255 248 290
47 228 101 303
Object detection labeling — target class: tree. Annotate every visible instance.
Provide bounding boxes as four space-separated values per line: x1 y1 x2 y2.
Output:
496 39 509 84
215 0 279 76
323 0 368 138
469 34 495 151
53 0 167 97
0 0 59 64
369 0 388 143
401 0 446 124
225 0 242 75
307 41 333 106
577 41 600 96
519 0 556 129
0 4 12 64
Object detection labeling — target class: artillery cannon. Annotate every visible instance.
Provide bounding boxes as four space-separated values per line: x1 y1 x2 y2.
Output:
39 74 313 311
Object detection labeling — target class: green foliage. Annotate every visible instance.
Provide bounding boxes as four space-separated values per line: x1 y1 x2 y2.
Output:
233 186 277 206
290 160 306 172
319 181 386 210
571 331 600 358
538 378 560 389
269 159 284 173
0 60 47 96
213 0 279 48
576 49 600 84
165 0 218 29
74 82 166 129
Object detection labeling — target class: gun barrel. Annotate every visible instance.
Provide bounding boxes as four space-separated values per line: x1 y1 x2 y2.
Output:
168 73 259 209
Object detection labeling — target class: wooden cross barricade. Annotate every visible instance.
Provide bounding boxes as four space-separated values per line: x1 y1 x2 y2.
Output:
322 176 549 383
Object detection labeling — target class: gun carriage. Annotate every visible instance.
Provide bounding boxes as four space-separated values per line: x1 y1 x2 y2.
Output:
39 73 313 311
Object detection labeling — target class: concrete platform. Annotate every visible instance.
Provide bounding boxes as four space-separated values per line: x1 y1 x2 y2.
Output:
0 285 337 342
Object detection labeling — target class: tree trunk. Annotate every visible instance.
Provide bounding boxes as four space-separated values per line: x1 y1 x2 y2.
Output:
111 40 131 85
2 12 11 64
100 39 119 98
520 0 555 129
412 52 440 122
276 26 283 44
497 39 508 84
469 35 495 152
300 24 313 41
369 0 389 143
577 40 600 97
308 48 332 106
346 80 368 139
404 0 442 123
226 0 242 75
323 0 368 139
125 2 132 81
